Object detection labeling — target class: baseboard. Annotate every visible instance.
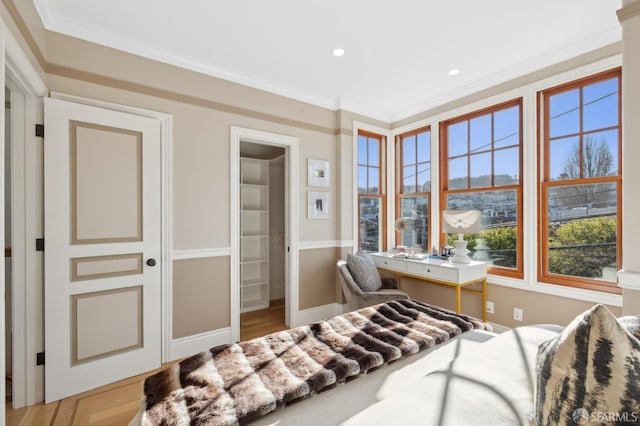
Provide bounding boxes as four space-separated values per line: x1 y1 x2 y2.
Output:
169 327 231 361
295 303 343 326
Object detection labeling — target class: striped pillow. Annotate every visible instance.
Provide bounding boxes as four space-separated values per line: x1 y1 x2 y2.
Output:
534 304 640 425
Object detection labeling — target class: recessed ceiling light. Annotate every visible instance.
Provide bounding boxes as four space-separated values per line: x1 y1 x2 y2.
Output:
448 68 461 76
332 48 345 57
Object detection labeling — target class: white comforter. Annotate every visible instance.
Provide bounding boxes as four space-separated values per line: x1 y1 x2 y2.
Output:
343 325 563 426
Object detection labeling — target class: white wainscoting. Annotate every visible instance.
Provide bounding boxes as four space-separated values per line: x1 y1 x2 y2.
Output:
298 240 353 250
170 328 232 361
295 303 345 327
172 247 231 260
169 243 351 357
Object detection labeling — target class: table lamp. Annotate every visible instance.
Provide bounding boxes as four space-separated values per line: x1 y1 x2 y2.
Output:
442 209 481 263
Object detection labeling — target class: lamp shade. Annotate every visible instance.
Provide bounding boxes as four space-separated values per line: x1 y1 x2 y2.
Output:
442 210 481 234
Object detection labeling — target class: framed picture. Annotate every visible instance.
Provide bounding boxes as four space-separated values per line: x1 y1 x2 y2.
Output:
308 191 329 219
308 158 330 187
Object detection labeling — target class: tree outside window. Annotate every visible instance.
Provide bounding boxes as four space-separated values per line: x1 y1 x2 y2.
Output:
540 69 621 293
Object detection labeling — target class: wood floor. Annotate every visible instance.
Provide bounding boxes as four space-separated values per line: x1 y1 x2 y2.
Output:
240 298 287 340
5 300 287 425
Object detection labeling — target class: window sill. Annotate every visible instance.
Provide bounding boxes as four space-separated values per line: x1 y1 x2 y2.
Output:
487 273 623 307
618 270 640 291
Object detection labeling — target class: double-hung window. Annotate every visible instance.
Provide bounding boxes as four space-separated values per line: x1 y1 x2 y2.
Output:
395 127 431 251
539 68 621 293
440 99 523 277
357 130 386 252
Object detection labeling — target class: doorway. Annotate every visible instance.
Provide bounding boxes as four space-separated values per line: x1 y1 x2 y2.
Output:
4 73 40 409
229 127 299 343
238 143 287 340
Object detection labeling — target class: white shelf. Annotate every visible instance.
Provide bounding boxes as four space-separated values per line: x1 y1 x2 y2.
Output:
240 157 269 313
241 186 268 210
241 158 269 185
241 279 269 287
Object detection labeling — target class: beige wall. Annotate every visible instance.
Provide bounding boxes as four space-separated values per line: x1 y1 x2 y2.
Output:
399 276 621 328
619 2 640 311
1 0 47 79
623 289 640 315
172 257 230 338
299 248 343 310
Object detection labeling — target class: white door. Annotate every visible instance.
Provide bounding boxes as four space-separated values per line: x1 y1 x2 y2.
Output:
44 97 161 402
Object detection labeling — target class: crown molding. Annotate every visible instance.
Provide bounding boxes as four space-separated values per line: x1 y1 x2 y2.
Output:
390 26 621 123
33 1 345 113
31 0 624 126
618 1 640 22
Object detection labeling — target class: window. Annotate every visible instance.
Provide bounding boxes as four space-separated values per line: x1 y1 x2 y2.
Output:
395 127 431 251
539 68 621 293
357 130 386 252
441 99 523 277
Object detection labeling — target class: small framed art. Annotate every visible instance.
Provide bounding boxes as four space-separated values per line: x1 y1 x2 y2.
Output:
308 158 330 187
308 191 329 219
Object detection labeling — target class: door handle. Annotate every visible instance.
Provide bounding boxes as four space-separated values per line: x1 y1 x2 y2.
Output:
146 258 157 267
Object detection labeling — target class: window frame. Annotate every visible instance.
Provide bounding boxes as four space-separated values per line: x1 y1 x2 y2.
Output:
357 129 387 252
538 67 622 294
440 98 524 278
395 126 431 251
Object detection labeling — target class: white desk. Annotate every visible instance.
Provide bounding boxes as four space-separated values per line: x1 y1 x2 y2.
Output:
370 252 488 322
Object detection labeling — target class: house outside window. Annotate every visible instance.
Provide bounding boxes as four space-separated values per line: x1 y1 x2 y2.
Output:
539 68 621 293
440 99 523 278
395 127 431 251
357 130 386 252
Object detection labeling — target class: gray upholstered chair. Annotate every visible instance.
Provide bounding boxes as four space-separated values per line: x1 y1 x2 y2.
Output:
337 259 409 311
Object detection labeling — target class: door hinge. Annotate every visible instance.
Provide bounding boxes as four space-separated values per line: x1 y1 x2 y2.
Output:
36 238 44 251
35 124 44 138
36 351 45 366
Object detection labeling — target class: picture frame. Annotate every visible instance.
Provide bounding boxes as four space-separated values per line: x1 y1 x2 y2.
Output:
308 158 330 187
308 191 329 219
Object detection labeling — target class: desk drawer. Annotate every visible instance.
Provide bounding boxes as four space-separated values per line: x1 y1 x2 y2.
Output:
406 262 458 283
372 256 406 272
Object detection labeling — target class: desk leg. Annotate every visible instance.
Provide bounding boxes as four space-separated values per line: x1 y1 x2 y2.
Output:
482 278 487 322
455 285 461 314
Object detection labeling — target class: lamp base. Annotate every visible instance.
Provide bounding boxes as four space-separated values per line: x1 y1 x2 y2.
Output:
450 240 472 264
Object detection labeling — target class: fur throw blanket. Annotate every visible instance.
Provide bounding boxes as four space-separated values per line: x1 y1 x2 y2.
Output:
138 299 491 425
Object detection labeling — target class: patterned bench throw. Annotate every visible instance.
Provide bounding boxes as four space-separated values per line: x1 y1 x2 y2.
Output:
138 299 491 425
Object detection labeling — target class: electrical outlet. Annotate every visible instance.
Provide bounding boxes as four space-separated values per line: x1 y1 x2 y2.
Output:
513 307 523 322
486 301 494 314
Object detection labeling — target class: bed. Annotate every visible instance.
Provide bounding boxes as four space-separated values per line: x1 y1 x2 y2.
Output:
132 299 491 425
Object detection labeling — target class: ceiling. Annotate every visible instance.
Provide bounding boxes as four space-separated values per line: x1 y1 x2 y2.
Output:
34 0 622 122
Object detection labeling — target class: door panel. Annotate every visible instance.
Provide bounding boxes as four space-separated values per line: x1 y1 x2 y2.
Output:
44 97 161 402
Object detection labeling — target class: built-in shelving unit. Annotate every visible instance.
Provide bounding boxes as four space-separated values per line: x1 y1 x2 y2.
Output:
240 157 270 312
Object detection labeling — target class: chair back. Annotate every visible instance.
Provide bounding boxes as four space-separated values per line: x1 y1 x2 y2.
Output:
337 259 364 311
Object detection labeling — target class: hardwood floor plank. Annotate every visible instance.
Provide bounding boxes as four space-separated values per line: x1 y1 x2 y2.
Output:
240 298 287 341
